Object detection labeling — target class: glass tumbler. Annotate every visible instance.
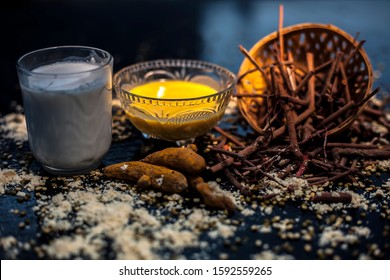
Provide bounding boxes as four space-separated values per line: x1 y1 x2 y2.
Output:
16 46 113 175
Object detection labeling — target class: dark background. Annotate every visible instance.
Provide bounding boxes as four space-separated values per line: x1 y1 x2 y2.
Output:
1 0 390 114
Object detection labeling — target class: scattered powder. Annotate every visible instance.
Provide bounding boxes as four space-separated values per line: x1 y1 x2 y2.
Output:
0 113 28 142
272 219 294 232
383 179 390 189
319 226 371 247
371 189 386 199
1 161 389 259
154 226 197 250
311 202 338 214
252 175 307 200
349 191 369 210
208 223 236 239
0 236 17 250
2 111 390 259
7 175 242 259
114 230 156 259
350 226 371 238
251 250 294 260
0 169 45 194
0 236 18 259
16 191 26 197
259 225 272 233
241 208 255 216
358 254 372 260
260 172 289 188
24 174 46 191
318 228 345 247
43 235 103 260
263 206 273 215
36 186 157 259
133 208 161 227
186 208 208 227
1 169 21 192
1 170 18 178
378 160 390 170
284 177 309 189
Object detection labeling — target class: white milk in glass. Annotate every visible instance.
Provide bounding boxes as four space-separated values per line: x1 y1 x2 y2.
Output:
21 61 112 172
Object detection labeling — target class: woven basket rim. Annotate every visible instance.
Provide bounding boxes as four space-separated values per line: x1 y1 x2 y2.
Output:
241 22 372 77
237 22 374 136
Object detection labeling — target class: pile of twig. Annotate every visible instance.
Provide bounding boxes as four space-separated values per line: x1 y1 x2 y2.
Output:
206 6 390 203
207 96 389 203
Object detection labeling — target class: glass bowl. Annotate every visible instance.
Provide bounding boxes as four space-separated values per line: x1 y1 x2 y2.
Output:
114 59 236 143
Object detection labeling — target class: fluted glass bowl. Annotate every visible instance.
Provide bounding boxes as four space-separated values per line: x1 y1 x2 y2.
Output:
114 59 236 142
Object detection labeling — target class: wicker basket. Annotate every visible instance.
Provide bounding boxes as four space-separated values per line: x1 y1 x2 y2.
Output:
237 23 373 136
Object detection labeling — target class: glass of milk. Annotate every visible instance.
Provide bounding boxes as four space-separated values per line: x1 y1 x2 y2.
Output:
16 46 113 175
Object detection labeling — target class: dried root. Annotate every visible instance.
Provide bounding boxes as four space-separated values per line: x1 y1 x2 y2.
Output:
141 146 206 175
196 182 236 213
103 161 188 193
104 146 235 212
188 176 236 212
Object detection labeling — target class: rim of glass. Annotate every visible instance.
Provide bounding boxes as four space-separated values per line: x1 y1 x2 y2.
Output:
16 45 113 76
114 59 237 102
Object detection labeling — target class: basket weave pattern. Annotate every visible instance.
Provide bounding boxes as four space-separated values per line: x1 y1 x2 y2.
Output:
237 23 373 135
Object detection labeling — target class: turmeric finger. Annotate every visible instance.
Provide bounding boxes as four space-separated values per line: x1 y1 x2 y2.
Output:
188 176 236 212
185 144 198 153
196 182 236 212
103 161 188 193
187 175 205 189
137 174 151 188
141 147 206 175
